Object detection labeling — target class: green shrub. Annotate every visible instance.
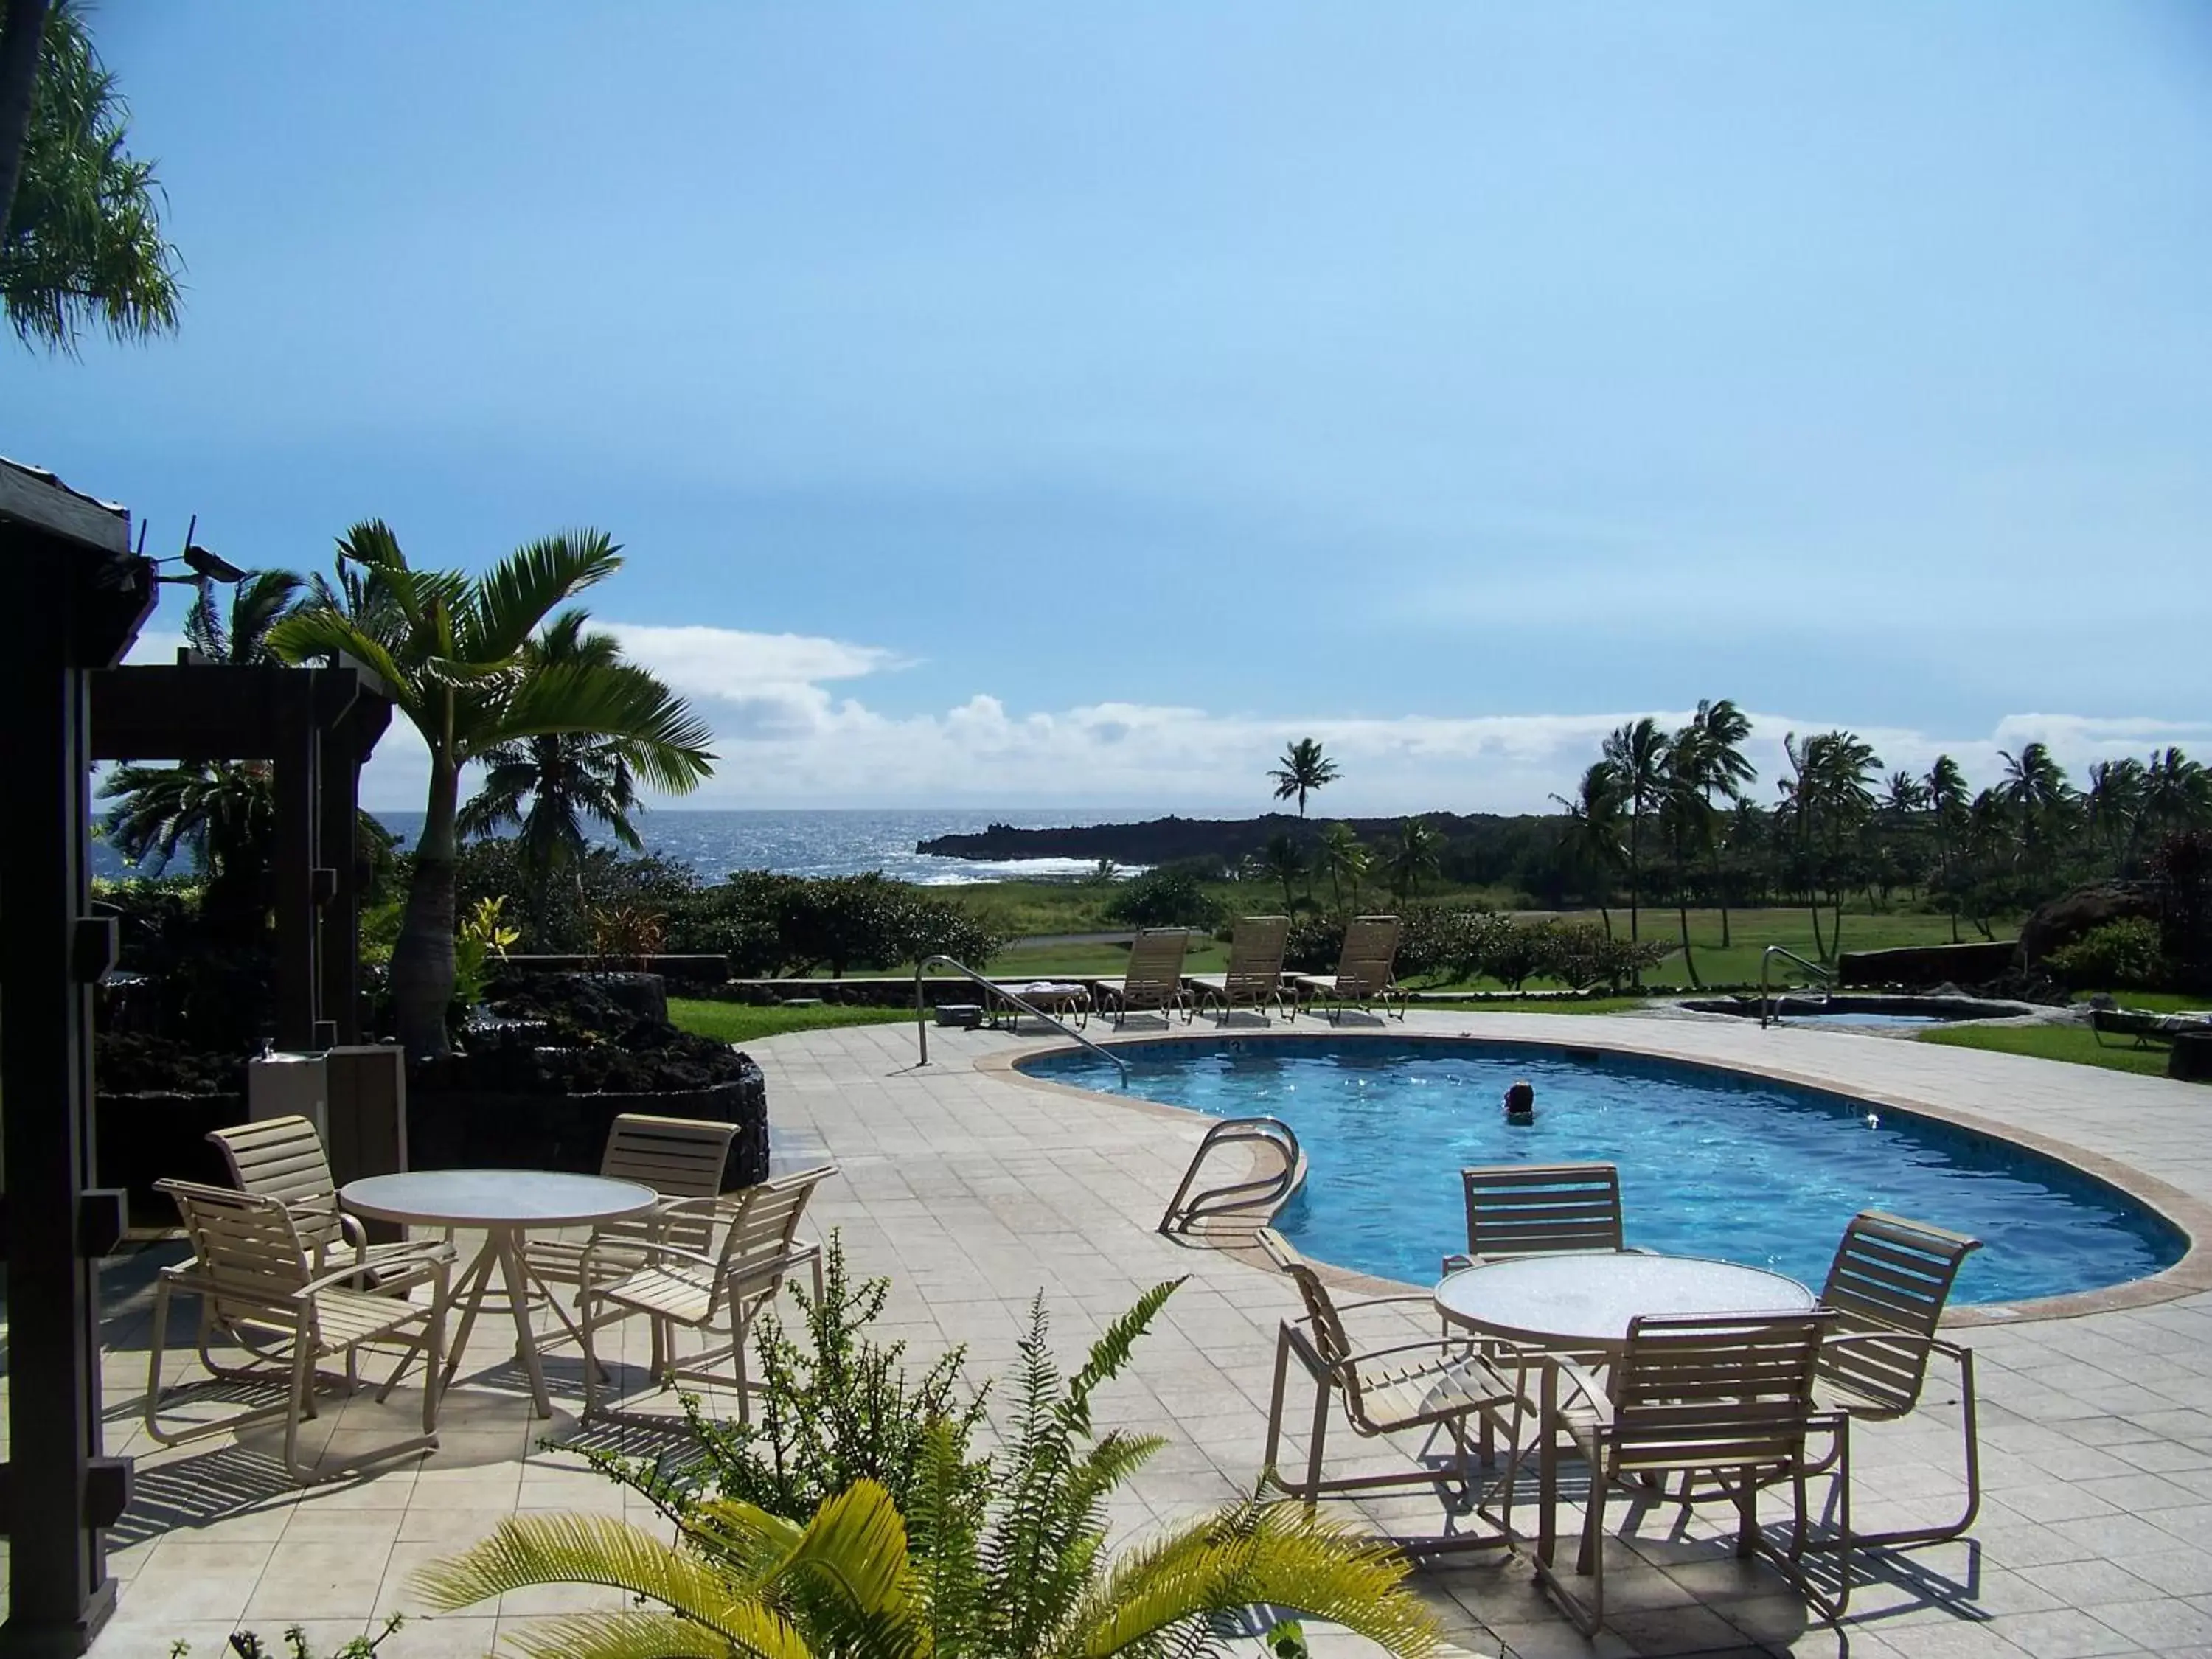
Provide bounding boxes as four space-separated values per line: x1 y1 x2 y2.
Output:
663 872 1001 977
1103 860 1227 931
1540 920 1666 992
2046 917 2168 990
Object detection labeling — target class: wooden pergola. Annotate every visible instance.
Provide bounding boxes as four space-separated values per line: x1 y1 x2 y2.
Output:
0 457 392 1652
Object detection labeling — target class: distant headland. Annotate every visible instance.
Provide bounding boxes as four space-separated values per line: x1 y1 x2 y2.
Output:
916 811 1520 867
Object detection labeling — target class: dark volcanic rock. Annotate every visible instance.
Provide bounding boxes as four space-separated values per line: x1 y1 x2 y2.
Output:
2019 883 2157 966
917 811 1515 868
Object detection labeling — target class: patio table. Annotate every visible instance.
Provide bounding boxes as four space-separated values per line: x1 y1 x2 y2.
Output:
1434 1251 1815 1359
341 1169 655 1422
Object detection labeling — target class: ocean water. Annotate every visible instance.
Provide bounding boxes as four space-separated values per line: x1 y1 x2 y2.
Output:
94 808 1141 886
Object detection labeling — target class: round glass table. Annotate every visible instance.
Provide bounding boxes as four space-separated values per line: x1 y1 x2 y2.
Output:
342 1170 657 1420
1434 1251 1816 1355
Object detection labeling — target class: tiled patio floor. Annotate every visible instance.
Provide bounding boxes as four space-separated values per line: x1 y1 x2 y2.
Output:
22 1009 2212 1658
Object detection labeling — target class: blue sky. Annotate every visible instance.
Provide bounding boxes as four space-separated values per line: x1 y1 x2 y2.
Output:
15 1 2211 813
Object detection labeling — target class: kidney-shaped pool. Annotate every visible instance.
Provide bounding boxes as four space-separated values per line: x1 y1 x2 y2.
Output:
1020 1036 2185 1306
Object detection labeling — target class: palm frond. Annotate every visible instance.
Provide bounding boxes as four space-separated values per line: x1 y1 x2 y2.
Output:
495 1610 742 1659
265 610 420 720
496 661 715 787
412 1513 740 1630
459 530 624 662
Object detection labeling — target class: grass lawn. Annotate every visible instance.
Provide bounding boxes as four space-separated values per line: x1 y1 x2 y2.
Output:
1918 1023 2177 1078
667 998 918 1044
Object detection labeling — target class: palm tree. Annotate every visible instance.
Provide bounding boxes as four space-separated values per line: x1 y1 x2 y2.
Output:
1318 821 1369 914
456 611 649 876
1778 731 1880 960
417 1288 1439 1659
1924 754 1970 942
1382 816 1441 905
1686 698 1756 947
1601 717 1670 944
270 523 715 1057
2143 747 2212 845
4 0 181 352
1998 742 2074 877
1658 735 1712 987
2084 757 2146 876
1551 760 1625 937
1259 832 1308 912
1268 737 1340 818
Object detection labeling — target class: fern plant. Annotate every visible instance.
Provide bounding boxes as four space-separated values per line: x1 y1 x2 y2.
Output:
421 1281 1439 1659
588 1234 991 1531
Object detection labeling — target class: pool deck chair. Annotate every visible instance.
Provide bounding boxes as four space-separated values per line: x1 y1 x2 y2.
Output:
1293 915 1407 1023
145 1178 451 1485
1101 927 1194 1027
209 1114 451 1282
1187 914 1294 1024
1534 1312 1850 1636
1258 1228 1526 1554
580 1164 838 1423
1447 1163 1627 1272
1803 1210 1983 1553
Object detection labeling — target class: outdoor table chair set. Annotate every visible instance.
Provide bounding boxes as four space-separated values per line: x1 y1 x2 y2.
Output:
145 1109 836 1484
1256 1157 1983 1636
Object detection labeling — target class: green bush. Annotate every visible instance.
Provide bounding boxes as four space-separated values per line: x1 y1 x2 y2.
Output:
1103 860 1227 931
664 872 1001 977
1539 920 1667 992
2046 917 2168 990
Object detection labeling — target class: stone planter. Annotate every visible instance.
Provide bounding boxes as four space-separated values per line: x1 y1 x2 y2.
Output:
406 1054 768 1187
2171 1031 2212 1085
96 1091 245 1222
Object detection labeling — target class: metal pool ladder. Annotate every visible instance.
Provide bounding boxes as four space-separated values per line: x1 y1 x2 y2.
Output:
912 954 1130 1082
1158 1116 1304 1235
1759 946 1835 1029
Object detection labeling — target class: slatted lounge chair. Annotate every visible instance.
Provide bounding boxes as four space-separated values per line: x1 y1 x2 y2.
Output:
1186 914 1293 1024
208 1114 450 1281
580 1164 837 1422
1533 1312 1850 1635
1291 914 1407 1022
1257 1228 1527 1553
1099 927 1194 1026
1802 1210 1983 1552
146 1178 451 1484
525 1114 744 1363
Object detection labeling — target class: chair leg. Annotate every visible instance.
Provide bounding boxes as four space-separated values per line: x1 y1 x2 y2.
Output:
580 1286 602 1419
142 1279 173 1444
732 1304 751 1425
1262 1325 1293 1491
1736 1465 1759 1558
282 1321 318 1484
1303 1379 1330 1510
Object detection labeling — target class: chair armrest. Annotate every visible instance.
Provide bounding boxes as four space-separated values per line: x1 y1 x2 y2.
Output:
1441 1252 1475 1275
587 1237 724 1277
295 1245 448 1300
1544 1354 1613 1427
337 1211 371 1252
1335 1292 1441 1314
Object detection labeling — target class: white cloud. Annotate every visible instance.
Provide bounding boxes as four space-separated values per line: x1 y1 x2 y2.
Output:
389 621 2195 817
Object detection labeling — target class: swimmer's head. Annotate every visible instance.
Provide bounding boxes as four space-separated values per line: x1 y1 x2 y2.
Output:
1504 1080 1535 1115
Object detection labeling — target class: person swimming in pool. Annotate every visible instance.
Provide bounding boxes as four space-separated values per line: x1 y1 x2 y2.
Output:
1503 1079 1535 1123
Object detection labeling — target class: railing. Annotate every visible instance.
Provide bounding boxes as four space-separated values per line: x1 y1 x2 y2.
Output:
1759 945 1836 1029
1158 1116 1303 1235
913 955 1130 1082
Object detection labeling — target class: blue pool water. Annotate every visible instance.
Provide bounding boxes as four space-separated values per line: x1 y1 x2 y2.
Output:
1023 1037 2185 1304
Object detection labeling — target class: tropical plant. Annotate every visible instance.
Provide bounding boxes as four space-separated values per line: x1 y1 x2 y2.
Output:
1656 734 1711 987
1550 760 1624 936
591 1235 991 1531
3 0 180 352
1103 862 1226 931
419 1282 1438 1659
451 894 518 1006
1997 741 2076 877
2044 917 2166 991
1318 822 1369 914
1259 832 1309 912
268 523 716 1055
1685 698 1756 946
171 1618 403 1659
1382 816 1440 905
1924 754 1971 942
1601 717 1670 945
1777 730 1880 959
1267 737 1340 818
456 611 651 891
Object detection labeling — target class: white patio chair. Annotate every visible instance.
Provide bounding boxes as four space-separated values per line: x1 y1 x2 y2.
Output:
207 1113 448 1281
145 1178 451 1484
579 1164 837 1422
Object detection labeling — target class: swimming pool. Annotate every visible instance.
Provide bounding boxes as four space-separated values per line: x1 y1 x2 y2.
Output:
1021 1036 2184 1305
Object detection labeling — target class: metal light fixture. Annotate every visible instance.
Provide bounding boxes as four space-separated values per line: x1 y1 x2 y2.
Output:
141 515 246 585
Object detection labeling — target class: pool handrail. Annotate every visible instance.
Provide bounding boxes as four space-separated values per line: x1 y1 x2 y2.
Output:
1158 1116 1304 1236
913 955 1130 1082
1759 946 1835 1029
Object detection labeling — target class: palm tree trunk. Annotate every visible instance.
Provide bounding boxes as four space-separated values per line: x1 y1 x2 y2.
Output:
0 0 52 236
392 754 462 1057
1599 902 1613 940
1676 893 1700 988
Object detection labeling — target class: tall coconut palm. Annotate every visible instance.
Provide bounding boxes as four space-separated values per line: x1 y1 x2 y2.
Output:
1997 742 2074 877
1657 737 1713 987
1382 815 1441 905
417 1286 1439 1659
1686 698 1756 947
270 522 714 1057
2084 757 2146 876
1778 730 1880 960
456 611 648 873
1318 821 1369 914
1551 760 1625 936
1924 754 1970 942
2143 747 2212 844
1601 717 1670 944
1267 737 1340 818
